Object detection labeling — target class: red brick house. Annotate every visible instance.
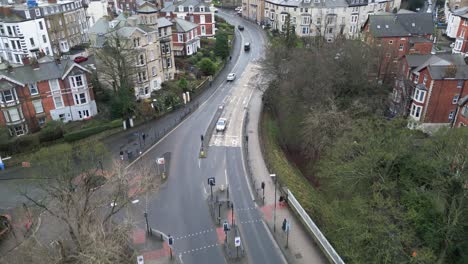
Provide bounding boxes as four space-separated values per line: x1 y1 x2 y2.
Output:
172 18 200 56
453 95 468 127
452 12 468 55
362 12 434 82
390 54 468 131
160 0 215 37
0 57 97 136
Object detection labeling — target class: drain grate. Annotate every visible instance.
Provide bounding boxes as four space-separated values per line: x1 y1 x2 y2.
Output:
295 253 303 259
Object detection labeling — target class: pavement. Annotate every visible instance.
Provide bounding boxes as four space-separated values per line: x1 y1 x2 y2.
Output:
244 84 327 264
0 9 329 264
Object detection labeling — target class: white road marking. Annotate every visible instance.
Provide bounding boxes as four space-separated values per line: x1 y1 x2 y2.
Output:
131 199 139 204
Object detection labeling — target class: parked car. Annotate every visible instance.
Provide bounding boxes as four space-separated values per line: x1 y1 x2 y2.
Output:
237 10 242 16
227 73 236 81
244 42 251 51
74 56 88 63
216 118 227 132
238 25 244 30
235 7 242 12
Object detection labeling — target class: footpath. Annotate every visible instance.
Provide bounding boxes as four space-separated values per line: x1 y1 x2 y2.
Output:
245 87 327 264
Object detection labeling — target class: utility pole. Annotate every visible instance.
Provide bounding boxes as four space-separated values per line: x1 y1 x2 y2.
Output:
144 212 149 234
261 181 265 203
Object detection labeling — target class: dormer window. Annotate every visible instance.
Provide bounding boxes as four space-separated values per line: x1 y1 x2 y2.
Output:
200 6 205 12
178 6 184 12
35 9 41 17
189 5 194 12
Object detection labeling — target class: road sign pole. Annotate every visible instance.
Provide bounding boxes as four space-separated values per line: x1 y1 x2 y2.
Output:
170 247 172 259
263 187 265 203
231 203 235 227
218 203 222 225
210 184 213 201
286 229 289 249
144 212 149 234
237 246 239 258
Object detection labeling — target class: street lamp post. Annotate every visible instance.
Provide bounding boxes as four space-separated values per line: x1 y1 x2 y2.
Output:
144 212 150 234
270 174 277 232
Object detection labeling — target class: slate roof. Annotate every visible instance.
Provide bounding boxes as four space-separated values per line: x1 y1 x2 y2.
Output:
265 0 348 8
137 4 158 13
88 17 111 35
458 95 468 106
174 18 197 32
161 0 209 12
158 17 173 28
368 13 434 37
406 54 468 80
0 58 88 84
405 54 433 68
428 65 468 79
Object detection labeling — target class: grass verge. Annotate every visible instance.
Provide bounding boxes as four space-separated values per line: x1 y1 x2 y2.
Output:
260 110 319 215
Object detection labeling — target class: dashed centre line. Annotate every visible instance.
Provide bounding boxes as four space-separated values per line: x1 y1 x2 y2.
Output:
174 228 216 240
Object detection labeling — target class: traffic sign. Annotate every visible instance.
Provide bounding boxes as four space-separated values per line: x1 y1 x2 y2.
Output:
235 236 241 247
208 177 216 186
157 158 165 165
137 255 144 264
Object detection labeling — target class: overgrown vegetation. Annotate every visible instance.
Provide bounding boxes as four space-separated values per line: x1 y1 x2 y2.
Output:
262 38 468 263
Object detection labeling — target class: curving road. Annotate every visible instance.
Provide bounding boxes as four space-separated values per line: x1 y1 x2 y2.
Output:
128 10 285 264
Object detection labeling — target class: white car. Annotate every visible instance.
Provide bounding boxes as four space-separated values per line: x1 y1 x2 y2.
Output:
235 7 242 11
227 73 236 81
216 118 227 132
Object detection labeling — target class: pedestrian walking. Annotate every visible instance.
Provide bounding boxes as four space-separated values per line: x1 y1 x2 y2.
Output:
142 133 146 144
119 150 124 160
229 55 232 61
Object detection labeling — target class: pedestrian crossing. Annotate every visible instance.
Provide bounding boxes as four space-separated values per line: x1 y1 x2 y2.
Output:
210 135 241 148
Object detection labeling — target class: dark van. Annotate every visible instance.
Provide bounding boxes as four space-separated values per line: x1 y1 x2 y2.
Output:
244 42 250 51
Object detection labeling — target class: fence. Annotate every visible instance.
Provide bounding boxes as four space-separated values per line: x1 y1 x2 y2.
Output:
287 190 345 264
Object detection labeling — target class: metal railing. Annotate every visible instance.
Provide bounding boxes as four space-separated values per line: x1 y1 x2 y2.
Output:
287 189 345 264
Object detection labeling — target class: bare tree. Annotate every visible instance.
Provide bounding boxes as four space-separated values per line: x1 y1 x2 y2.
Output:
17 142 157 263
93 32 139 120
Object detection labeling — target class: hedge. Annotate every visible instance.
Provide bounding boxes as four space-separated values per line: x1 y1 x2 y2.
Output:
64 125 110 142
63 119 122 142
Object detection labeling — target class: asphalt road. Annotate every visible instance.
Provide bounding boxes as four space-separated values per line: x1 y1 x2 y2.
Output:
127 11 285 264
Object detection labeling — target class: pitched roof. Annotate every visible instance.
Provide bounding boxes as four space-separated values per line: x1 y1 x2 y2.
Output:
89 17 111 35
428 65 468 79
174 18 197 32
458 95 468 106
407 54 468 79
161 0 208 12
157 17 173 28
368 13 434 37
0 58 89 84
137 4 158 13
405 54 433 67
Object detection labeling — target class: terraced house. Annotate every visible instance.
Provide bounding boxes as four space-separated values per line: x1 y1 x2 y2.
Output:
160 0 215 38
254 0 400 41
0 0 89 65
0 56 97 136
391 54 468 131
89 12 175 99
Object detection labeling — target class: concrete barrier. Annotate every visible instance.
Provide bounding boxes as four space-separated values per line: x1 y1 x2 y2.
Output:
287 189 345 264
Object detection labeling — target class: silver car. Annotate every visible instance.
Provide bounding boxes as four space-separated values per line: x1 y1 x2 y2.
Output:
227 73 236 81
216 118 227 132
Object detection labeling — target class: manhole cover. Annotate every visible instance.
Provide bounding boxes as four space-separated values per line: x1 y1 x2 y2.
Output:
295 253 303 259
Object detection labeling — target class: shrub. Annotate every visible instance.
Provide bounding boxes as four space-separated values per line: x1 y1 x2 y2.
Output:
64 126 109 142
198 58 216 76
38 120 64 143
13 134 40 153
109 119 122 128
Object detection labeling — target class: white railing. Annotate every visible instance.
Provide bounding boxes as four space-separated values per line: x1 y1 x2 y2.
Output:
287 189 345 264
